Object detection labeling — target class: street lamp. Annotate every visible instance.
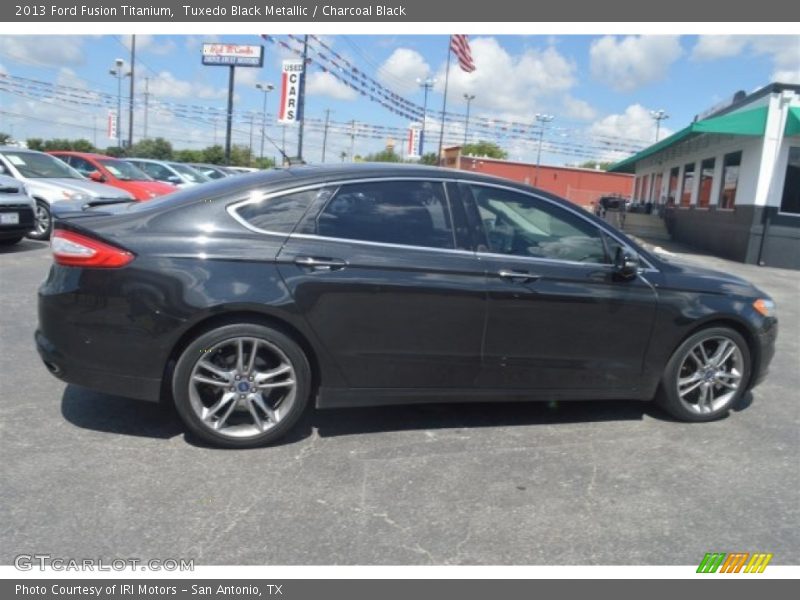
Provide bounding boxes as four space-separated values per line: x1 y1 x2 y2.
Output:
463 93 476 146
256 82 274 163
534 113 555 187
416 77 436 156
108 58 130 149
650 109 669 142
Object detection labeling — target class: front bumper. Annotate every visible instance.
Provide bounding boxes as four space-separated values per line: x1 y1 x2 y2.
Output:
0 205 34 238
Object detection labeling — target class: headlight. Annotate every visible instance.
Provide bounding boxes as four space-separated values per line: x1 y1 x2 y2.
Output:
753 298 776 318
62 191 89 202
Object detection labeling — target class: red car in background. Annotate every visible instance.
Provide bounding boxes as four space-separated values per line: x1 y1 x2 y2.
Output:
48 152 177 201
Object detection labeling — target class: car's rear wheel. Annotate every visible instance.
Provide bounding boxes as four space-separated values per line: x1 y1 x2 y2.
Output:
172 323 311 448
28 200 51 240
657 326 750 422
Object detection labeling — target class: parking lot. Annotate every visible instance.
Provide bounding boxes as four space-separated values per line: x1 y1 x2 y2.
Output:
1 238 798 565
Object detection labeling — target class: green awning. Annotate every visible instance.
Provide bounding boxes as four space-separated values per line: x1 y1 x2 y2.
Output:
609 106 769 173
786 107 800 137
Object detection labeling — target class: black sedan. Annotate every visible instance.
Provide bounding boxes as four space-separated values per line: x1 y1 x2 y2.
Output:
36 164 778 448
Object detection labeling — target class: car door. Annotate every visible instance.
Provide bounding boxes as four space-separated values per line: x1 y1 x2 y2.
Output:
457 182 658 395
276 178 486 390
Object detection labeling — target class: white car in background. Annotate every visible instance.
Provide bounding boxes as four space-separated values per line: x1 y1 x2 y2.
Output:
0 174 35 246
125 159 211 187
0 147 133 240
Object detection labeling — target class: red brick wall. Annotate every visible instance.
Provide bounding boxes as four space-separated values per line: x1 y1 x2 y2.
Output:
456 156 633 207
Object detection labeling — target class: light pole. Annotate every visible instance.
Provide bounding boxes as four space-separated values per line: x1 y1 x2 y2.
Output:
256 82 274 163
650 109 669 142
534 113 554 187
109 58 130 148
416 77 436 156
463 93 475 146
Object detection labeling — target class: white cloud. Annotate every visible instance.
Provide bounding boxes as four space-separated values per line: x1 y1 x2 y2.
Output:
305 71 357 101
590 104 673 145
377 48 431 93
147 70 227 100
691 35 800 84
589 35 683 92
562 96 598 121
0 36 85 68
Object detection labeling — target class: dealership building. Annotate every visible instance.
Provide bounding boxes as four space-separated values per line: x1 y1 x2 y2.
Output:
610 82 800 269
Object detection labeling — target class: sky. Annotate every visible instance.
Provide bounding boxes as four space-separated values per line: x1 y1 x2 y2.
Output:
0 34 798 165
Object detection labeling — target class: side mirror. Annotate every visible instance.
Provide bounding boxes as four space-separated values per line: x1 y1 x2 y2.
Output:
167 175 182 184
89 171 105 183
614 247 640 280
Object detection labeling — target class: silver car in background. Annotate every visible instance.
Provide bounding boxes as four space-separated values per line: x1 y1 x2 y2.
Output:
0 174 35 246
0 147 133 240
125 159 211 187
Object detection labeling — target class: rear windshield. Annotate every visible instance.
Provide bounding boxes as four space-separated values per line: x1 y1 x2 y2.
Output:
169 163 210 184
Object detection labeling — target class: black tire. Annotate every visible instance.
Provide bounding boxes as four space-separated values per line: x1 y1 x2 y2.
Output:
172 323 311 448
28 200 51 240
0 236 23 246
656 326 751 422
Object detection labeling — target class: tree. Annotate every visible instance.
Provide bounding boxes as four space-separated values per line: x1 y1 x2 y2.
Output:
578 160 615 171
0 132 14 145
129 137 173 160
229 144 253 167
201 145 225 165
26 138 44 151
253 156 276 169
418 152 438 165
363 148 402 163
174 149 203 163
104 146 126 158
462 141 507 159
71 139 96 153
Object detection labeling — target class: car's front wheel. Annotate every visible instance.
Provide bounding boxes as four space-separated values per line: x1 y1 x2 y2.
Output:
172 323 311 448
28 200 52 240
657 326 751 422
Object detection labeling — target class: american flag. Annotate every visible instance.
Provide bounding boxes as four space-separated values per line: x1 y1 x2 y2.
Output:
450 35 476 73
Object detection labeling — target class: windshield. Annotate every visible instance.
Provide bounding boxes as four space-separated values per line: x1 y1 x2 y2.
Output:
169 163 210 184
2 152 83 179
98 159 153 182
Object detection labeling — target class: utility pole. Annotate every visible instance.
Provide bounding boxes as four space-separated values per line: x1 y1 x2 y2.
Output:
463 93 475 145
533 113 554 187
142 77 150 139
281 125 287 165
109 58 129 149
650 109 669 142
321 108 332 163
128 34 135 148
416 77 436 156
296 34 309 162
349 120 356 162
256 82 274 162
248 111 255 165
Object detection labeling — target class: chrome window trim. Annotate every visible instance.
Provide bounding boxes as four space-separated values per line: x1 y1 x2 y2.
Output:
225 176 659 272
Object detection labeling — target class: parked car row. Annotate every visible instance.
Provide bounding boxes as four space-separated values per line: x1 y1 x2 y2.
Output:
0 146 262 243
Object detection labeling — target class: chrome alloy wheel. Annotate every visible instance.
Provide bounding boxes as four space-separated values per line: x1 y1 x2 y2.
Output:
676 335 744 415
34 203 50 236
188 337 297 438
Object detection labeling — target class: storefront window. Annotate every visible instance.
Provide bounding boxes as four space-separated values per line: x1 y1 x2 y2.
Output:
668 167 679 205
719 152 741 210
698 158 715 208
780 147 800 215
681 162 695 206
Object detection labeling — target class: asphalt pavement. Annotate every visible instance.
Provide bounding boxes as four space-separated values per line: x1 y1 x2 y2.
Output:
1 239 798 565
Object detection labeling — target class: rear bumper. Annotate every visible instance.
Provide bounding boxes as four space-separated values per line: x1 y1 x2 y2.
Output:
0 206 34 238
35 329 162 402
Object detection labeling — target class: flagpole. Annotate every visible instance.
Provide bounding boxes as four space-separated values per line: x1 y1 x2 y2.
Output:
436 36 452 165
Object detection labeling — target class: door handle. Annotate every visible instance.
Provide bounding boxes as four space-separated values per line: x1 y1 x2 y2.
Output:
294 256 347 271
498 269 539 283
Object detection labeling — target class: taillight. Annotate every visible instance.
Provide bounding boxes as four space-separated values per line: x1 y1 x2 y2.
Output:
51 229 134 268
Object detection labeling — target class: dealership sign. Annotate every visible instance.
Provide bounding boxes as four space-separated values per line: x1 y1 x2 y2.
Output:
201 43 264 67
278 59 304 124
107 110 117 141
407 123 422 158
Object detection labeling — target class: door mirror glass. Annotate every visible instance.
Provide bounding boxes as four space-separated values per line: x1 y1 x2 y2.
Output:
614 247 640 279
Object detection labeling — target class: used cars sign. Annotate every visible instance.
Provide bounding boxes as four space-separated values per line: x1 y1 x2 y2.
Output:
201 43 264 67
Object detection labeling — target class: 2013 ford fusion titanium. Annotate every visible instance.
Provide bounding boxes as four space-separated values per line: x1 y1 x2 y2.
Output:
36 164 778 448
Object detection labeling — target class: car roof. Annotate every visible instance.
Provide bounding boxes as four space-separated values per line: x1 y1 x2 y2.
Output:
48 151 120 160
